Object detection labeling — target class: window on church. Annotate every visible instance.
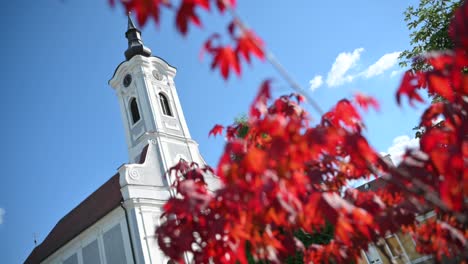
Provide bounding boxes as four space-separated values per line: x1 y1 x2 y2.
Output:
364 245 383 264
82 240 101 264
63 254 78 264
130 98 141 124
385 235 405 263
103 224 127 264
159 93 173 116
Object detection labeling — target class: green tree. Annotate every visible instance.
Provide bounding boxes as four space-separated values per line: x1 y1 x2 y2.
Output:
399 0 462 138
399 0 462 71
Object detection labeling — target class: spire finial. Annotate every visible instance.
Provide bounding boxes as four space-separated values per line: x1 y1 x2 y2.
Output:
124 13 152 60
127 12 136 30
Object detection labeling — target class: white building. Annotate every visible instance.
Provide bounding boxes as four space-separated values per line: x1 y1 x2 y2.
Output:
25 15 218 264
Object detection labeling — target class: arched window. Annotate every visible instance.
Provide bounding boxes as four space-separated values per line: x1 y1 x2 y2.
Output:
130 98 141 124
159 93 173 116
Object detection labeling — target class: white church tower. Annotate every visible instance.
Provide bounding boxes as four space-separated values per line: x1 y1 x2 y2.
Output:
108 15 217 263
109 15 202 165
25 15 219 264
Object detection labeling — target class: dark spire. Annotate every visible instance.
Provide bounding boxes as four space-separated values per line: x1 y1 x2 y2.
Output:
127 13 137 30
124 13 152 60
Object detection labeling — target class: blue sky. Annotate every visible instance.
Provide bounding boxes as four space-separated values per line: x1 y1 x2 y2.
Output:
0 0 427 263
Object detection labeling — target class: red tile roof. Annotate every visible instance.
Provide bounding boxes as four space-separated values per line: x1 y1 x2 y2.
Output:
24 174 122 264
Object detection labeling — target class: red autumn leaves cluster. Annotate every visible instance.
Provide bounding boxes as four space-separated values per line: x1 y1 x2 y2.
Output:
111 0 263 79
111 0 467 263
175 0 236 34
202 21 265 79
110 0 236 31
158 81 409 263
395 1 468 214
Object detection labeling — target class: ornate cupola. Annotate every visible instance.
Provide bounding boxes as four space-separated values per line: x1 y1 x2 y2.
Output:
109 14 213 170
124 14 152 60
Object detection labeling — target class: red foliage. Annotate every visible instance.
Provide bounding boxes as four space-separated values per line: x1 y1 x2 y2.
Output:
202 35 242 79
354 92 380 112
211 45 240 79
234 26 265 63
208 124 224 137
111 0 468 262
113 0 171 26
112 0 264 79
175 1 203 35
215 0 236 13
157 90 399 262
396 70 426 106
322 99 363 132
450 1 468 49
201 20 265 79
249 79 271 119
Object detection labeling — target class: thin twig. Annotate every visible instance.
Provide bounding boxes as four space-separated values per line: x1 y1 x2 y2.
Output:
224 3 325 116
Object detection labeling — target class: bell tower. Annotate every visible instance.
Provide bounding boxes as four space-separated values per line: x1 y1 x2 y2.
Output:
109 14 200 165
108 14 218 264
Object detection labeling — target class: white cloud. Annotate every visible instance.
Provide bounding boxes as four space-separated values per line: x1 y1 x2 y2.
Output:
381 135 419 165
310 49 401 88
390 70 402 78
309 75 323 91
0 208 5 225
326 48 364 87
363 51 401 78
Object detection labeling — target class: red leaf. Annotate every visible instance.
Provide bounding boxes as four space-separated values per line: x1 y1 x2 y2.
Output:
236 30 265 63
295 94 305 103
323 99 362 131
427 73 454 101
225 124 239 140
123 0 171 26
250 80 272 119
424 53 456 101
200 34 221 62
396 70 426 106
242 147 267 174
227 20 236 36
420 128 463 211
348 134 378 168
176 180 210 202
354 93 380 112
424 51 468 99
216 0 236 13
176 1 203 35
193 0 210 10
210 45 240 79
420 102 446 128
209 124 224 137
449 1 468 49
170 159 191 176
216 140 245 178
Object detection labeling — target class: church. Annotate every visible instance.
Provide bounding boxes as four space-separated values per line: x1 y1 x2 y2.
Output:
25 15 219 264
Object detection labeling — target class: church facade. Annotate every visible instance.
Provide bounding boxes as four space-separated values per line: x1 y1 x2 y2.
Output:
25 15 218 264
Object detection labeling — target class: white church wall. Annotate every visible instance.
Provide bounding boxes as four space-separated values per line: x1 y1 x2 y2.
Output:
42 207 134 264
122 200 170 264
